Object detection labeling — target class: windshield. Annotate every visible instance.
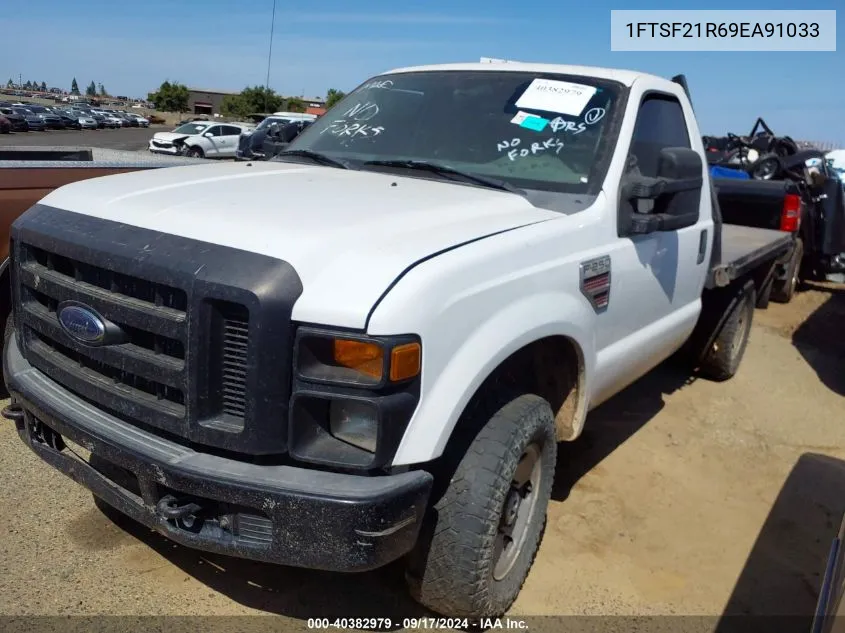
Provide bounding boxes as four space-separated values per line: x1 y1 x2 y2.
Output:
173 123 209 135
285 70 623 194
13 108 33 115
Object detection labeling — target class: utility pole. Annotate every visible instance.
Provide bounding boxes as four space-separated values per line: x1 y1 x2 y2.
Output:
264 0 276 113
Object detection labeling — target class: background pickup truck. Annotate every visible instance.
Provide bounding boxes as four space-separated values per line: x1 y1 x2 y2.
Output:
3 63 792 620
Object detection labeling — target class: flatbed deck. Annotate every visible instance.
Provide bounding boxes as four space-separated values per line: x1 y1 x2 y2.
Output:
707 224 793 289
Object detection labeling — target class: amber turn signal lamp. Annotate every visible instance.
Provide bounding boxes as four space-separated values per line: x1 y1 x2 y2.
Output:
390 342 421 382
333 339 384 379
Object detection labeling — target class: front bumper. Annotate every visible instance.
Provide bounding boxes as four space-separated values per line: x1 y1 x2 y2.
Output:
148 142 178 155
4 337 432 572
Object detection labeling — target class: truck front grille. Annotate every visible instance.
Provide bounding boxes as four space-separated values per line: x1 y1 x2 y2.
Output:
220 304 249 418
16 244 190 428
11 205 301 455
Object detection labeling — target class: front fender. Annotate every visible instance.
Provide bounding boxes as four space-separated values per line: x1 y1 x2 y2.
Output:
389 291 596 466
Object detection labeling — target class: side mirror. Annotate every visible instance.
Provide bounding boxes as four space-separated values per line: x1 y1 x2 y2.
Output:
203 132 214 138
621 147 703 234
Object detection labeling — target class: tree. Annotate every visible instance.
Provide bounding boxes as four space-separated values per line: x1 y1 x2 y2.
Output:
24 81 32 90
86 81 97 96
285 96 305 113
6 79 12 88
40 81 47 92
147 80 190 113
220 86 283 117
71 77 80 95
98 83 107 97
220 94 251 118
325 88 345 109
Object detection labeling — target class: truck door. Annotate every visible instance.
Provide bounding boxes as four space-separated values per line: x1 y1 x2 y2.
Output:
592 90 710 404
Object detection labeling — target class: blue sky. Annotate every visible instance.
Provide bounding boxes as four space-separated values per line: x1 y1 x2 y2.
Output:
1 0 842 140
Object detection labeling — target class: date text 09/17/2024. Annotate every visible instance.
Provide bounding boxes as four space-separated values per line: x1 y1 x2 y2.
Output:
306 617 529 630
625 21 820 39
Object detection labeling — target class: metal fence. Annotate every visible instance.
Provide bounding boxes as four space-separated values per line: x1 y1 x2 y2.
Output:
796 140 843 152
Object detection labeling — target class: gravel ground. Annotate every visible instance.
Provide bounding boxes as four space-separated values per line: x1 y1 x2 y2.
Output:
0 127 162 151
0 283 843 630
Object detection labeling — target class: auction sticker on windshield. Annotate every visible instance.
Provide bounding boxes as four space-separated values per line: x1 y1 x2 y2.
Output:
515 78 597 116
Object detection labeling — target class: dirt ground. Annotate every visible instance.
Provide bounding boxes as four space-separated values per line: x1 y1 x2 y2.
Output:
0 283 843 630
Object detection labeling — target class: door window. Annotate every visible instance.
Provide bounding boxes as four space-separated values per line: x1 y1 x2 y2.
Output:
627 94 690 178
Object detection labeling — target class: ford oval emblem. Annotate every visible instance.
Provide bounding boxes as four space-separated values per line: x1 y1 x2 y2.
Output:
57 304 107 344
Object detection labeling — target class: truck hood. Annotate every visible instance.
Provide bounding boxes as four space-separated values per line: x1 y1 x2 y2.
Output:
37 161 557 328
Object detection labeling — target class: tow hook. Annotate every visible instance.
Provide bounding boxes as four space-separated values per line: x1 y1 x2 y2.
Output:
2 403 24 422
156 495 203 523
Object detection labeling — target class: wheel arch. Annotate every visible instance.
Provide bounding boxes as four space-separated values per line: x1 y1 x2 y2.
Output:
390 293 596 467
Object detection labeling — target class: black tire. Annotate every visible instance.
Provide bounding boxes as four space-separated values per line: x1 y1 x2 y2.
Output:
185 146 204 158
1 312 14 398
406 394 556 618
694 280 756 382
756 272 773 309
748 153 782 180
771 238 803 304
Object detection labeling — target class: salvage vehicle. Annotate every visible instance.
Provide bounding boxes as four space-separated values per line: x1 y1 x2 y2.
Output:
11 107 45 131
125 113 150 128
24 104 65 130
0 108 29 132
236 113 315 161
813 509 845 633
261 119 314 160
3 63 792 619
707 124 845 298
149 121 252 158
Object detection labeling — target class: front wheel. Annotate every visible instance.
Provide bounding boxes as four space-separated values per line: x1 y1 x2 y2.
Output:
185 146 204 158
1 313 14 398
406 394 556 618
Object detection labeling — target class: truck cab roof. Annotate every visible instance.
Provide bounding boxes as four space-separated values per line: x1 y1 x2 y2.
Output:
383 62 664 89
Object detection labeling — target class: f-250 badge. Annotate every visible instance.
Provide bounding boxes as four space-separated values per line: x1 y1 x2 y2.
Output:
580 255 611 312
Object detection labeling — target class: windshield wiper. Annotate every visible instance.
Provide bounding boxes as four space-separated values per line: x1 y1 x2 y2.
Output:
274 149 351 170
362 159 525 196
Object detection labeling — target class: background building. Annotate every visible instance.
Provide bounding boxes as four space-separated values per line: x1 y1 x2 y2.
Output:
187 87 240 115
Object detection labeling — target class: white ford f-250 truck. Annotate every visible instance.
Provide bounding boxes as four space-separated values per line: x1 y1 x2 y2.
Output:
4 62 791 618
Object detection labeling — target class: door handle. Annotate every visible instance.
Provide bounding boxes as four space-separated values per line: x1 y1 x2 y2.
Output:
697 229 708 265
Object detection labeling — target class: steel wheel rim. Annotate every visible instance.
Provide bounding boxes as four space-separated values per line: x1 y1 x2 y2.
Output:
730 304 751 363
492 443 542 581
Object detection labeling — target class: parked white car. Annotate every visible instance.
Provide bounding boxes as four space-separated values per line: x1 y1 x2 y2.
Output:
148 121 251 158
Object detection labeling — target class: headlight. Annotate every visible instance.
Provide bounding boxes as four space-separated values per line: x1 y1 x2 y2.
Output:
295 330 420 388
289 327 422 469
329 399 378 452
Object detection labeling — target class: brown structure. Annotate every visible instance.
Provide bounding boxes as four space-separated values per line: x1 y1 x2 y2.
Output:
187 88 240 115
